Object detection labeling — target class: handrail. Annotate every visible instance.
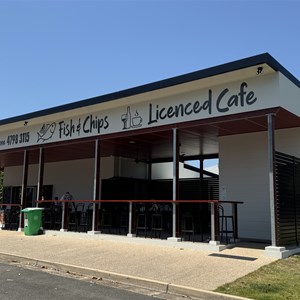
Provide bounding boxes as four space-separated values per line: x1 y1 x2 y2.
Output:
1 199 243 242
34 199 243 204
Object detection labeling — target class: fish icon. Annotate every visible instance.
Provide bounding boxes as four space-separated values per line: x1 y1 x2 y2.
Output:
37 122 56 143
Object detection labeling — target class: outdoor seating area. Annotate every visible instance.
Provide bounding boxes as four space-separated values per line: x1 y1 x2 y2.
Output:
41 202 94 232
0 199 241 245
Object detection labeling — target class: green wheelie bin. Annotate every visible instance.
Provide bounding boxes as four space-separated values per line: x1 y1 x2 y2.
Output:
21 208 44 236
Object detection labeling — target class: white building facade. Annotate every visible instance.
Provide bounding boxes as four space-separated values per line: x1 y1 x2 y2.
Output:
1 53 300 258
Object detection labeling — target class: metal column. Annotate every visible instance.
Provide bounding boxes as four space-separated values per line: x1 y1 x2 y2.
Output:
268 113 277 247
36 147 44 207
127 202 134 237
200 157 204 198
168 128 180 241
210 202 216 243
18 150 29 231
60 201 68 232
90 139 101 234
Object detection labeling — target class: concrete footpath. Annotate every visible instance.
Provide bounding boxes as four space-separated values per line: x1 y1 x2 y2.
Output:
0 230 276 300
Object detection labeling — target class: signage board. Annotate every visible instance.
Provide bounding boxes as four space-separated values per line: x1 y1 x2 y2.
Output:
0 79 277 151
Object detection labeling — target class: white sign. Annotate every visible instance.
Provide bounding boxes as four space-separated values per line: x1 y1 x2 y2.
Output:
0 81 265 151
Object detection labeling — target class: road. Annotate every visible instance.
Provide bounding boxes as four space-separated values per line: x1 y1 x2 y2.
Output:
0 262 202 300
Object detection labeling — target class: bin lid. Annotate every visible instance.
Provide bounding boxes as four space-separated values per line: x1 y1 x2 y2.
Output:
21 207 44 212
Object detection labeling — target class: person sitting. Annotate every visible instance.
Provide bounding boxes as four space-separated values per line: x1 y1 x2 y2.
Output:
60 192 73 201
61 192 76 211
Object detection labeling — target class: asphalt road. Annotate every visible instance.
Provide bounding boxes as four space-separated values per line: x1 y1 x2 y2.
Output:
0 262 201 300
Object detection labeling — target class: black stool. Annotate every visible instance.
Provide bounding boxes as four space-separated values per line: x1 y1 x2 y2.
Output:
181 213 195 242
136 213 147 237
218 204 234 244
119 211 129 234
101 211 113 233
78 203 93 232
151 213 163 238
53 206 62 230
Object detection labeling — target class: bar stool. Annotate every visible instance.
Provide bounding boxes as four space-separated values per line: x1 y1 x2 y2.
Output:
151 213 163 238
4 209 11 230
68 209 79 231
218 204 234 244
136 213 147 237
8 208 19 230
78 203 92 232
181 213 195 242
101 211 113 233
119 211 128 234
53 206 62 230
43 208 53 229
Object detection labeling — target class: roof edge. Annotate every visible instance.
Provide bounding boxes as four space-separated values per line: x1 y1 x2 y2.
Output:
1 53 299 126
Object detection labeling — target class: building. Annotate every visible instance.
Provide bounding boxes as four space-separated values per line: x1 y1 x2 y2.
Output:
1 53 300 258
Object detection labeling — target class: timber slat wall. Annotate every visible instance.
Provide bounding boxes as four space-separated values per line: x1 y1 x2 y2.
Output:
275 151 300 246
102 176 219 201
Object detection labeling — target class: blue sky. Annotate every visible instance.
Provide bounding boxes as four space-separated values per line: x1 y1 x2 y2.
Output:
0 0 299 121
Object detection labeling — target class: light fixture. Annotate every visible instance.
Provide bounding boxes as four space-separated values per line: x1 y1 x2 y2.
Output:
256 66 263 75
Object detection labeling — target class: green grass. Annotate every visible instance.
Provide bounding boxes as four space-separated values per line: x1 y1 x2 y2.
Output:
215 255 300 300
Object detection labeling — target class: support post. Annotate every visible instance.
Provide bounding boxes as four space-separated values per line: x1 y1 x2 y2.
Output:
200 157 204 199
168 128 181 242
268 113 277 247
88 139 101 234
265 113 290 257
209 202 220 245
60 201 68 232
36 147 44 207
232 203 238 240
18 150 29 231
127 202 135 237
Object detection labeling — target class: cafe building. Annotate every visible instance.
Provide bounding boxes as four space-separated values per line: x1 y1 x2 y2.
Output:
1 53 300 258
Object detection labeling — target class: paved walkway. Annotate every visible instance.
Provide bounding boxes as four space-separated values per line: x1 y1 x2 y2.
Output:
0 230 276 299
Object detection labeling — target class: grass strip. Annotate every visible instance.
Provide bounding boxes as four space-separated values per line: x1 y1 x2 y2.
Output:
215 255 300 300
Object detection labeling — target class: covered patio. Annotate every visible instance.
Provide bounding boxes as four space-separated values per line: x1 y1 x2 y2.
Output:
1 107 299 246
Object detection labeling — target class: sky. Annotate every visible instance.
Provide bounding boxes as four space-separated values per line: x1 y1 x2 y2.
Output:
0 0 299 122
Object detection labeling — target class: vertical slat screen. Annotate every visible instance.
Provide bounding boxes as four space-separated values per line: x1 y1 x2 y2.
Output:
275 152 300 246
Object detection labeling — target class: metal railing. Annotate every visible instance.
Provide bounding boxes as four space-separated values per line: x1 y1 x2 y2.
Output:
1 199 243 243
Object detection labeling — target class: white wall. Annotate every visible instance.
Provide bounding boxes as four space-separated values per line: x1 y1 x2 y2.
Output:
3 165 38 187
279 73 300 117
44 159 94 200
115 157 148 179
205 127 300 242
219 131 270 241
4 157 115 200
276 127 300 156
151 162 200 180
3 155 152 200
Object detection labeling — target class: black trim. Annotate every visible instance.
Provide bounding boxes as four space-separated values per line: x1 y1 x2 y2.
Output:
1 53 299 126
149 154 219 164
